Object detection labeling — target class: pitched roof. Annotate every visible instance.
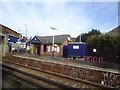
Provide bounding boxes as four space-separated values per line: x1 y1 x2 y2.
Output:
107 26 120 36
35 34 70 44
0 24 21 37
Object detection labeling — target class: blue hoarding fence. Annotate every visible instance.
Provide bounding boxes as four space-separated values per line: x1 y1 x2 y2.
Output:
67 43 89 58
63 45 68 58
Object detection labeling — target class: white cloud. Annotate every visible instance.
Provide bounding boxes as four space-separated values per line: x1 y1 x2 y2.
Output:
1 2 91 37
1 2 118 38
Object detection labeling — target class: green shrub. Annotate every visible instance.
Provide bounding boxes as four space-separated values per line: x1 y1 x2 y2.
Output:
87 34 119 63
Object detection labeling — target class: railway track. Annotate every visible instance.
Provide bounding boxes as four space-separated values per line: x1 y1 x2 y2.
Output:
2 63 75 89
3 71 41 89
2 59 100 89
2 66 59 89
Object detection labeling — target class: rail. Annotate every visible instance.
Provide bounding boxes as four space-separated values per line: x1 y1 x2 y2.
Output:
2 61 98 89
2 56 120 88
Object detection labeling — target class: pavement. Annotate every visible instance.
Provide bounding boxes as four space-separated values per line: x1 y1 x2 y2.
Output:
17 53 120 71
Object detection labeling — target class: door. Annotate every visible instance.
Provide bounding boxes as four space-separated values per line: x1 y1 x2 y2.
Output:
37 45 40 55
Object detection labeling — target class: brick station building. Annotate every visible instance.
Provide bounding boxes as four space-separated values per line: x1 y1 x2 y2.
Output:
0 24 21 56
29 34 72 56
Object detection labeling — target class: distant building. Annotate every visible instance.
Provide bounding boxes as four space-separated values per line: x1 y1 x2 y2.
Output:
107 26 120 36
0 24 21 56
71 37 76 42
29 34 72 56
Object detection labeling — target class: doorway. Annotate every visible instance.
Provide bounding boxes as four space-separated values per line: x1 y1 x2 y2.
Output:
33 44 41 55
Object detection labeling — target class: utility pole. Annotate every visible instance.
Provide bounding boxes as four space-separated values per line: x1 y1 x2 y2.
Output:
24 24 27 38
51 27 57 58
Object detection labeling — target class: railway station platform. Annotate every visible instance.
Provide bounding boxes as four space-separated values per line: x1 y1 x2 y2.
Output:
2 54 120 88
17 54 120 71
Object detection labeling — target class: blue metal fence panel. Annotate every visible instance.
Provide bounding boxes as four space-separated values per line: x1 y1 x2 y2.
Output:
63 45 68 58
67 43 89 58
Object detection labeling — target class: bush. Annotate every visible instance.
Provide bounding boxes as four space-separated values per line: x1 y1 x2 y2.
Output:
87 34 119 63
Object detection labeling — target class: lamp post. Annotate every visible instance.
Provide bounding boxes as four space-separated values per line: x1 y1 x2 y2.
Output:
79 34 81 43
51 27 57 58
24 24 28 54
24 24 27 38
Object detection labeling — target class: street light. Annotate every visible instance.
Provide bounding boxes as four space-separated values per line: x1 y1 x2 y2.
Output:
24 24 27 38
79 34 81 43
51 27 57 58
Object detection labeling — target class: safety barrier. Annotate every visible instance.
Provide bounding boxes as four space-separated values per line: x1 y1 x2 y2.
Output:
84 56 104 63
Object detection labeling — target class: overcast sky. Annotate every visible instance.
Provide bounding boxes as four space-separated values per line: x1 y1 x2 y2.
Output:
0 0 119 37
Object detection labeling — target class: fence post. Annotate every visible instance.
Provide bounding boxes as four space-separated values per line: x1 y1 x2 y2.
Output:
99 57 103 63
88 56 93 62
93 56 97 62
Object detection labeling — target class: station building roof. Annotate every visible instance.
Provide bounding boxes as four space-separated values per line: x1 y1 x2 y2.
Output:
30 34 71 45
0 24 21 38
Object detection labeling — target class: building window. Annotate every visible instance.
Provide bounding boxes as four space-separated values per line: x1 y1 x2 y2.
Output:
47 46 51 52
57 47 60 52
51 46 54 52
73 45 79 49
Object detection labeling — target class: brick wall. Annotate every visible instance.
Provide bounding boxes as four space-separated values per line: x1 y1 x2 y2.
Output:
5 56 120 88
40 45 44 55
30 40 70 56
